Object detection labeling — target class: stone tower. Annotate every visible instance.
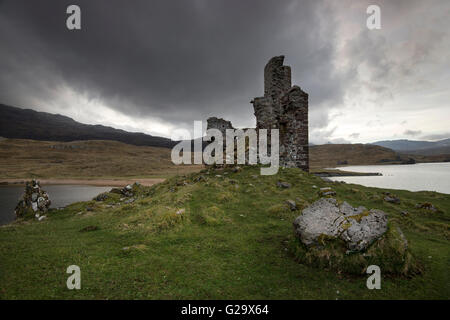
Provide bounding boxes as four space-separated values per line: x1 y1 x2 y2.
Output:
252 56 309 171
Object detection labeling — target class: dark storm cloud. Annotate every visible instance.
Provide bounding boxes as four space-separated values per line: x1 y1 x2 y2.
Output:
0 0 343 131
2 0 449 142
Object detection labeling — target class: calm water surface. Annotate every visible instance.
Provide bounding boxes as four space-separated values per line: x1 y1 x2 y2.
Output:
329 162 450 194
0 185 112 225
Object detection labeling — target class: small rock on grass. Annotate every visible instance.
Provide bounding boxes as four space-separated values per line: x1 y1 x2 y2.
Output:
384 195 400 204
285 200 297 211
277 181 291 189
415 202 438 212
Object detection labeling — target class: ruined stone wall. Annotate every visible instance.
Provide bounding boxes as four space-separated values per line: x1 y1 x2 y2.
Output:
207 55 309 171
279 86 309 170
253 56 309 171
206 117 234 137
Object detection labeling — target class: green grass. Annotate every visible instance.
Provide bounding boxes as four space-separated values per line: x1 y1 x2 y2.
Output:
0 166 449 299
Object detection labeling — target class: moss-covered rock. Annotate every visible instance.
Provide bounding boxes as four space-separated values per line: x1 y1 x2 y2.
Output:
289 223 423 276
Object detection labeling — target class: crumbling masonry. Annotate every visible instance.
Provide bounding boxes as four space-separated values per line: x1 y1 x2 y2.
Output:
207 55 309 171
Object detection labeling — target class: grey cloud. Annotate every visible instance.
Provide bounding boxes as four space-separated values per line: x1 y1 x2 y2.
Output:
404 129 422 136
0 0 345 132
0 0 448 142
420 132 450 141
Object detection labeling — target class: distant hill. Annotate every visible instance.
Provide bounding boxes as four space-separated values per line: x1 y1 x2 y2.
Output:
310 144 406 169
0 139 200 179
371 138 450 155
0 104 176 148
310 143 450 169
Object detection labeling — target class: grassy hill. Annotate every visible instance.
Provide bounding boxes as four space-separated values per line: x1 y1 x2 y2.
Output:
0 139 200 179
310 144 450 170
0 166 448 299
2 139 449 181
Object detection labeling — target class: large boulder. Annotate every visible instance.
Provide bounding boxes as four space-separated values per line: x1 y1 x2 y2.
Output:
291 198 421 275
293 198 387 252
15 180 51 219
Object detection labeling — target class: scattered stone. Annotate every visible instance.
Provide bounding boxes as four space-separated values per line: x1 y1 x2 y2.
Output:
232 166 241 173
38 215 47 221
401 211 409 216
312 185 317 189
285 200 297 211
14 179 51 219
293 198 388 252
318 187 336 197
176 208 185 215
194 175 206 182
124 198 135 204
384 195 400 204
415 202 437 212
94 193 108 201
86 207 94 212
115 183 140 198
277 181 291 189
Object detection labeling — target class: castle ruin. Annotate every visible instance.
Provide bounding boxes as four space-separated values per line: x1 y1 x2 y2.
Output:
207 55 309 171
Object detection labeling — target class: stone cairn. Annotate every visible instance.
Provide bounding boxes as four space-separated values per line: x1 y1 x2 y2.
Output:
15 179 51 220
207 55 309 171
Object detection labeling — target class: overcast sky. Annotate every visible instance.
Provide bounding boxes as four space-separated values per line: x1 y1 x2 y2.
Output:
0 0 449 143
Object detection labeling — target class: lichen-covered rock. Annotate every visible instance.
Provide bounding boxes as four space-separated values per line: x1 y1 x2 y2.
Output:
293 198 388 252
14 180 51 219
291 198 421 275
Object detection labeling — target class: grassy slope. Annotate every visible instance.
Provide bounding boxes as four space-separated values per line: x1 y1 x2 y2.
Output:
0 166 448 299
0 139 200 179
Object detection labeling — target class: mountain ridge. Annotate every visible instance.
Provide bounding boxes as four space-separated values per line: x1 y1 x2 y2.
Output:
0 104 176 148
371 138 450 155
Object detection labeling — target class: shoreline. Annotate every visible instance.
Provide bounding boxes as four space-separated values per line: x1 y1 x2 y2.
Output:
0 178 165 187
312 170 382 177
